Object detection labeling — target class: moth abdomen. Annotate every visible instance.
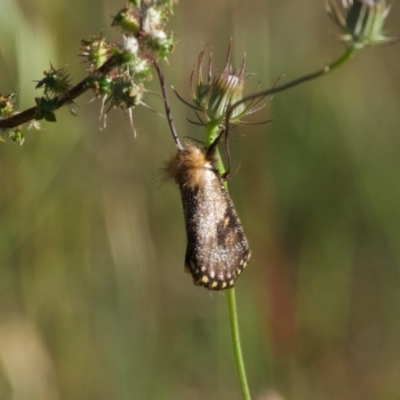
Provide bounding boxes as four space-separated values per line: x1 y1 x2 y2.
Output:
165 143 251 290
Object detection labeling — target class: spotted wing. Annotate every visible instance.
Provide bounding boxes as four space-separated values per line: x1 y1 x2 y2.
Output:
179 168 251 290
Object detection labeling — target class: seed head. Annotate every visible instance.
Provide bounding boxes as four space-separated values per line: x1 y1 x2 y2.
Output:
326 0 396 48
191 43 247 123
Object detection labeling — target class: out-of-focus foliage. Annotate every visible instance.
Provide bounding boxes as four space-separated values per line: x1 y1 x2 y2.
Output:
0 1 399 399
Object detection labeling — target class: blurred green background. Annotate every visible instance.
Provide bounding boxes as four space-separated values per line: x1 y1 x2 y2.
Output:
1 1 400 399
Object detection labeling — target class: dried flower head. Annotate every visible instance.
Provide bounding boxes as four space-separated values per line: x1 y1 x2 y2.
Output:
112 1 174 58
326 0 396 48
0 93 16 119
99 74 146 134
80 34 111 72
0 93 24 145
112 5 141 36
93 1 174 132
35 65 72 99
173 43 267 131
107 77 144 110
191 44 247 123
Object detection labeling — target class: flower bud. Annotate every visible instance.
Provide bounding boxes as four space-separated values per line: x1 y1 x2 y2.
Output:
192 46 247 123
80 35 111 71
326 0 395 48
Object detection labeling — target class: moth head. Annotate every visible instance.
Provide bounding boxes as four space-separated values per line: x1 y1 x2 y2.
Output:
164 144 217 188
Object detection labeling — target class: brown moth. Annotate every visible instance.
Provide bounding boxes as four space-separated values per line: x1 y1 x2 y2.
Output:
165 143 251 290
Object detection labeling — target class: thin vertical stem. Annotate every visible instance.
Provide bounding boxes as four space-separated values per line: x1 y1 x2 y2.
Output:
206 123 252 400
227 288 251 400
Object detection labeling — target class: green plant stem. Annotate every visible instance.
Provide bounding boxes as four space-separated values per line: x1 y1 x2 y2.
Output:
206 122 252 400
227 288 251 400
223 46 356 162
231 46 355 118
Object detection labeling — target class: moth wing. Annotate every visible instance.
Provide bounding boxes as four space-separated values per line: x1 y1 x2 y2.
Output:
183 172 250 290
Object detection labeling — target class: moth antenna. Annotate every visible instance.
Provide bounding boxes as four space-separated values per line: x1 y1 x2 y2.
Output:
152 59 183 151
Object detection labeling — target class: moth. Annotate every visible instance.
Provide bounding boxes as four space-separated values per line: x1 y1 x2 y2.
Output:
165 143 251 290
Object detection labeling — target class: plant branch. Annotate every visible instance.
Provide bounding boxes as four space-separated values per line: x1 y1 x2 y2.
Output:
223 45 356 175
0 56 119 130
